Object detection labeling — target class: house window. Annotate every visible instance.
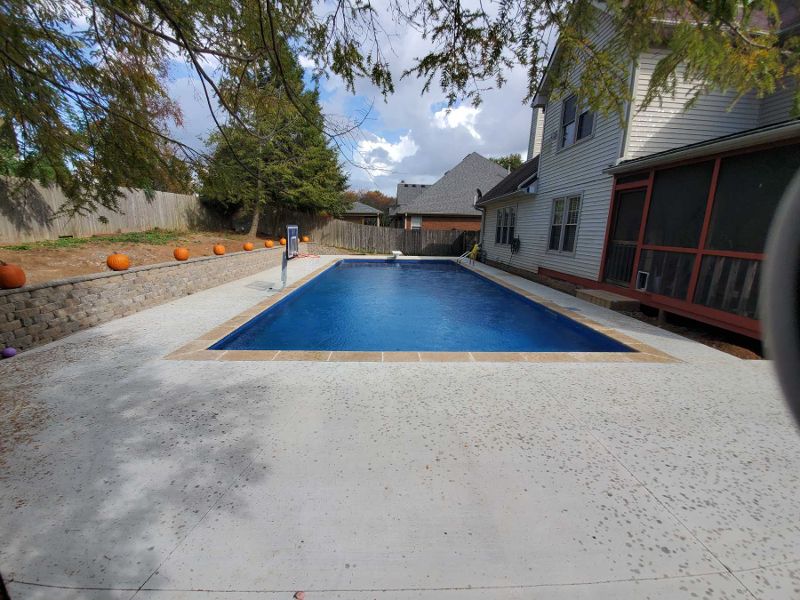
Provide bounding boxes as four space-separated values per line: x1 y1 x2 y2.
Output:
560 95 594 148
548 196 580 252
410 216 422 230
494 207 516 245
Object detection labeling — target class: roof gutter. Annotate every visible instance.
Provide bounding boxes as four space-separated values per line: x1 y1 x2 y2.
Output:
476 187 531 208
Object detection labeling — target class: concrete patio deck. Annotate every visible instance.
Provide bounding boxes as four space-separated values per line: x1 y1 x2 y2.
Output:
1 256 798 600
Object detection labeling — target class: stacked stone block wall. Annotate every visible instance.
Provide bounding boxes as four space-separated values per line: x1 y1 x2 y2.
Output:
0 248 285 351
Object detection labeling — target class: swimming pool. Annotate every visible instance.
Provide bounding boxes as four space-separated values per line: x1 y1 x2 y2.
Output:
210 259 633 353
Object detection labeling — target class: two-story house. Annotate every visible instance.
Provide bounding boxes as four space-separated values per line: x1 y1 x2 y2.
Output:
478 6 800 338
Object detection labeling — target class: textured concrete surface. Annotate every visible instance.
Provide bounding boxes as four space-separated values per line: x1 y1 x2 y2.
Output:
1 257 798 600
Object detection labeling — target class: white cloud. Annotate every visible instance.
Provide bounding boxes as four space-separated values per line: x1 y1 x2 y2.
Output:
432 106 482 140
165 0 532 195
298 55 316 70
356 132 419 178
314 1 532 194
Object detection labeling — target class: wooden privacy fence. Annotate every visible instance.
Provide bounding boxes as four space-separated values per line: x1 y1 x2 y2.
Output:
302 219 478 256
0 178 222 243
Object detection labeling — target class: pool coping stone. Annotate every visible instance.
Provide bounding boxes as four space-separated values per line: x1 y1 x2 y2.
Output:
165 257 678 363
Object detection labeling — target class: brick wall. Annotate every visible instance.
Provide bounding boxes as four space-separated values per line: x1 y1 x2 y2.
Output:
0 248 286 352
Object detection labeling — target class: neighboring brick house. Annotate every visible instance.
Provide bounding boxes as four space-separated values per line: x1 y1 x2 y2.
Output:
478 3 800 339
391 153 508 231
341 201 383 226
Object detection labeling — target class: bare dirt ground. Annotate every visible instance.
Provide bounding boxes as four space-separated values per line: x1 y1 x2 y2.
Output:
0 231 280 286
618 310 763 359
305 242 363 256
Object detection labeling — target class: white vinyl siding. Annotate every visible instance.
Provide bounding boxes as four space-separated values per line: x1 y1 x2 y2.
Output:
627 49 761 159
482 197 531 268
484 10 798 283
481 9 621 281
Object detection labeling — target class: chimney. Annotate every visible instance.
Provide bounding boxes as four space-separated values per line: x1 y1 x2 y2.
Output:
527 98 545 161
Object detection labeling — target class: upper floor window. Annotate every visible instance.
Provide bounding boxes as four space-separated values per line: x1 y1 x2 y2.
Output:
548 196 581 253
495 207 516 244
560 95 594 148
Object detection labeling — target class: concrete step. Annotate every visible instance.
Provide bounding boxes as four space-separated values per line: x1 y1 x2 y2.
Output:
576 288 640 311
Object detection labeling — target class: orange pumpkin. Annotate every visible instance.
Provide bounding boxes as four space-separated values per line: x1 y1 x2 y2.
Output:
279 237 287 246
213 244 226 256
106 253 130 271
301 235 310 243
173 247 190 261
265 240 275 248
0 261 26 289
243 242 254 251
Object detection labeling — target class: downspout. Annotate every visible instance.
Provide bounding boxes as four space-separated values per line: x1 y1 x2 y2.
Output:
474 189 485 252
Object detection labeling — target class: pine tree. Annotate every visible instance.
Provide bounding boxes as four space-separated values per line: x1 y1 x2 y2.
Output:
490 154 523 172
199 40 347 235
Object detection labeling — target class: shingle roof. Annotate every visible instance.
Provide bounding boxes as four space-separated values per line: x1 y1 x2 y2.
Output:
396 182 429 204
396 153 509 216
390 182 429 216
477 156 539 206
345 201 383 215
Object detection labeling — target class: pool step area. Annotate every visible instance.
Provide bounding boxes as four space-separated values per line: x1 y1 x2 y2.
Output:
576 289 640 312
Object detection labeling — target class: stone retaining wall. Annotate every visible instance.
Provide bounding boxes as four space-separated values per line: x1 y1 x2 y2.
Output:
0 248 286 352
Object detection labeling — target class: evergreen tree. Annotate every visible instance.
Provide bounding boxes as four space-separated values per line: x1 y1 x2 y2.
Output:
1 0 797 218
200 40 347 235
490 154 523 172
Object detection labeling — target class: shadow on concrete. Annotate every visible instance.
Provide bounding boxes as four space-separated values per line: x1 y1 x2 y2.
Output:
0 329 277 597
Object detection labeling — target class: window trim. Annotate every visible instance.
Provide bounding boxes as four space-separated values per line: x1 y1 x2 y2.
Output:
494 205 517 246
558 94 595 151
547 194 582 255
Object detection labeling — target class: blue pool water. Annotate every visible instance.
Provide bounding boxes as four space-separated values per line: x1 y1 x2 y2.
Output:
211 260 633 352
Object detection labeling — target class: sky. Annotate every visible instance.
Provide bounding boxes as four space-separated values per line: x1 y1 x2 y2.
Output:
165 7 535 197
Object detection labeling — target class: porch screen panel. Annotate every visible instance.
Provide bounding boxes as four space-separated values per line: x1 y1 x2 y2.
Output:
693 256 761 319
604 189 646 286
637 250 695 299
706 143 800 253
644 161 714 248
612 189 645 241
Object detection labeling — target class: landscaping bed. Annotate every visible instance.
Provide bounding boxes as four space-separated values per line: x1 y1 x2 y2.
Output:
0 230 278 286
